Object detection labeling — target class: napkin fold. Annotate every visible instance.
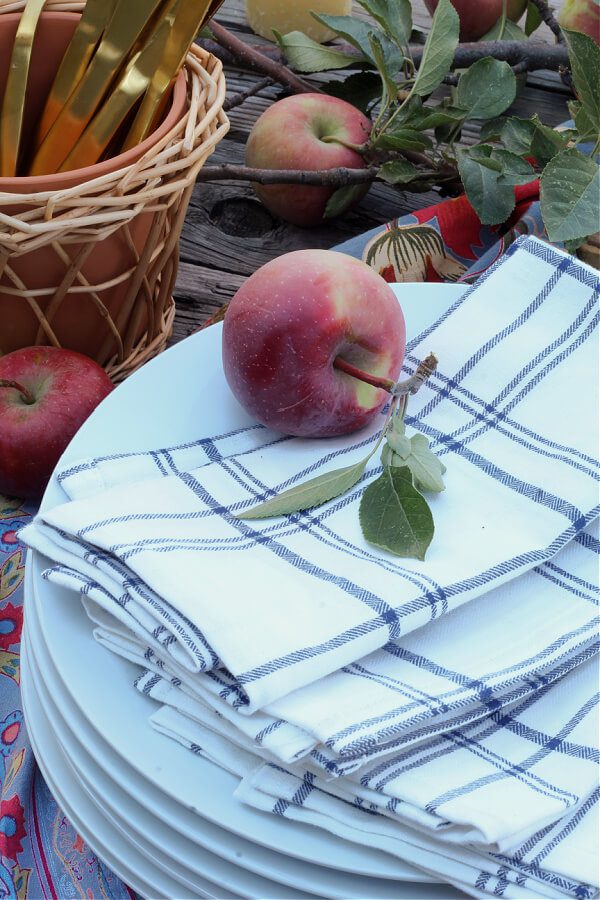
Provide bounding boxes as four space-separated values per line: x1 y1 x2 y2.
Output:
21 237 600 713
148 652 599 900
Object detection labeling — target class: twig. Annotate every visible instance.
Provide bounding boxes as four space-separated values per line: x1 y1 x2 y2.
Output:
224 76 275 111
196 164 380 186
525 0 564 42
209 21 319 95
391 354 438 398
512 60 529 75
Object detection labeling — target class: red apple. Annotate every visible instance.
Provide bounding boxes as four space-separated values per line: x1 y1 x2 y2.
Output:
424 0 527 40
0 347 114 499
559 0 600 42
222 249 405 437
245 93 371 227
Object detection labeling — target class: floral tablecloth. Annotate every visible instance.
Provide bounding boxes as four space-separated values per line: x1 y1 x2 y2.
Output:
0 188 548 897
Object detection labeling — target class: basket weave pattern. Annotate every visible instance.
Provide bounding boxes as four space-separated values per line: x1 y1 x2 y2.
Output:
0 0 229 381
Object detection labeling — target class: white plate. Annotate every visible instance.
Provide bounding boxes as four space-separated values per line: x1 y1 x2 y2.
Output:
26 569 454 899
21 641 231 899
23 625 310 900
29 284 466 895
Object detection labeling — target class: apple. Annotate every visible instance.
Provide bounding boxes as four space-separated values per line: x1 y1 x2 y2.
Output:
222 249 405 437
558 0 600 42
424 0 527 40
245 93 372 228
0 347 114 500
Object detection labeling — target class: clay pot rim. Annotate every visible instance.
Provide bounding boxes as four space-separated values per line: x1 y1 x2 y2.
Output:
0 11 188 193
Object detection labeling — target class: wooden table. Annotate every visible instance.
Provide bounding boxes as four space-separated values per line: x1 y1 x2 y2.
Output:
172 0 569 342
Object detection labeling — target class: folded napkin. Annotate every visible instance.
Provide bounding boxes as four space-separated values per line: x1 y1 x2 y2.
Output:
149 654 600 900
104 517 598 776
21 237 600 714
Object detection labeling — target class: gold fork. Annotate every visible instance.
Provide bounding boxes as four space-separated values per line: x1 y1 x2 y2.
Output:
36 0 118 150
29 0 169 176
58 0 181 172
122 0 224 151
0 0 46 177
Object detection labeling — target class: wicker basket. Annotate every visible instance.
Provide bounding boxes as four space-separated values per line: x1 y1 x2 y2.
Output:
0 1 229 381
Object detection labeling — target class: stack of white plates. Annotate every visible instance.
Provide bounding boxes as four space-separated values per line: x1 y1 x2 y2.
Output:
22 283 467 899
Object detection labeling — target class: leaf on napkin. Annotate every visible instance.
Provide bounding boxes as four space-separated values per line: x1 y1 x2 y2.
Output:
382 421 446 492
359 465 434 560
237 456 370 519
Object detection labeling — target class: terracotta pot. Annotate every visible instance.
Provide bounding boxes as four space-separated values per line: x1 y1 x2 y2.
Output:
0 12 187 363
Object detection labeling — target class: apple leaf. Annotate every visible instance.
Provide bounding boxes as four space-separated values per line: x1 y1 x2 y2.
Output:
482 17 527 40
524 1 543 35
359 466 434 560
382 421 446 492
376 127 433 152
480 116 536 155
237 456 371 519
456 59 517 121
369 32 401 103
540 148 600 244
456 146 516 225
313 14 402 74
530 115 571 167
274 30 362 73
411 0 459 98
413 104 466 131
378 158 420 184
562 28 600 134
324 184 368 219
323 72 383 114
492 149 535 185
357 0 412 49
569 101 597 145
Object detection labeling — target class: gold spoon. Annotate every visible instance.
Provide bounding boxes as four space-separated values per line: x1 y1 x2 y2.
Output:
29 0 168 176
36 0 118 150
59 0 180 172
123 0 222 151
0 0 46 177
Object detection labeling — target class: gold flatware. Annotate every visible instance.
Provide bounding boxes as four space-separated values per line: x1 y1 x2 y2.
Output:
59 0 180 172
0 0 46 177
123 0 222 151
36 0 118 149
29 0 168 176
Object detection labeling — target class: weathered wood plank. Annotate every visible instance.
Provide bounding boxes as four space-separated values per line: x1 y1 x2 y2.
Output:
172 0 570 339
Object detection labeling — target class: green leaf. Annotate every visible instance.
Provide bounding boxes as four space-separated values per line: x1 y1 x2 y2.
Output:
482 17 527 39
369 32 400 102
237 457 371 519
412 0 460 97
524 0 543 35
564 236 588 253
540 147 600 243
415 104 466 130
323 71 383 114
359 466 434 559
481 116 536 155
324 184 368 219
274 30 361 73
530 114 570 166
357 0 412 48
382 422 446 492
376 127 433 151
562 28 600 133
313 14 402 74
456 147 516 225
569 100 598 145
457 59 517 120
378 158 420 183
491 148 535 185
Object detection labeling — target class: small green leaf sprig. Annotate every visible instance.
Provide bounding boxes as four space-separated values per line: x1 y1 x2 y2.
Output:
238 354 443 561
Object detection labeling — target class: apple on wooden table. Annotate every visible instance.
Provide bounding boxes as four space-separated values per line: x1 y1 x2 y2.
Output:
0 347 114 500
424 0 527 39
559 0 600 42
245 93 372 227
222 249 406 437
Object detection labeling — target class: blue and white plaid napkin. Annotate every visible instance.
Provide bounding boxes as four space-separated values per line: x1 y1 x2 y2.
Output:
22 237 600 714
150 654 599 899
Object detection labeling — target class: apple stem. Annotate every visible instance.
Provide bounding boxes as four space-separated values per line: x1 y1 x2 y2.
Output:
334 352 438 398
320 136 367 154
0 379 35 405
333 358 397 393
